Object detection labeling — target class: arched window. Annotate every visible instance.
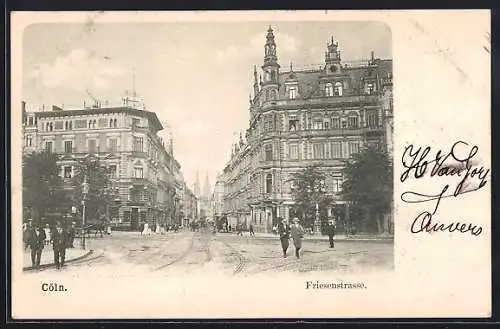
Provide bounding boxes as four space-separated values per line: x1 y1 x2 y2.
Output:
289 86 297 100
271 90 277 100
265 173 273 193
266 90 270 101
110 119 113 127
334 82 343 96
114 119 117 128
93 120 97 129
88 120 92 129
347 114 359 128
49 122 53 131
69 121 72 130
325 83 333 97
41 122 44 131
65 121 68 130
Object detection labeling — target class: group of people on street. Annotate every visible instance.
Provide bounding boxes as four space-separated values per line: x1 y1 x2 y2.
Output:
277 217 337 258
141 222 181 236
23 219 75 270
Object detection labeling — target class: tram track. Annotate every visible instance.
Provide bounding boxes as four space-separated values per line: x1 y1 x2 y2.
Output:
220 239 246 275
154 232 196 271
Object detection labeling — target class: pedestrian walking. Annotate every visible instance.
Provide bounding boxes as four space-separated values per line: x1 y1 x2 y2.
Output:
44 224 52 246
52 222 68 269
23 219 33 251
327 219 336 248
290 218 305 259
277 218 291 258
68 222 75 248
249 224 255 236
28 224 46 268
142 222 151 236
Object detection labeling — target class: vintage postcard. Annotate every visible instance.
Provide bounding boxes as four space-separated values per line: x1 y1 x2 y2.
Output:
10 10 490 319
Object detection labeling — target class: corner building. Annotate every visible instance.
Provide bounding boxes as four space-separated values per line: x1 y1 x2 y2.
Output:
221 27 393 233
22 101 186 230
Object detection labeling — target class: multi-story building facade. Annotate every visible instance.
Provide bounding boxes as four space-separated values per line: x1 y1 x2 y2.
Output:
181 181 198 226
22 99 186 230
220 27 393 233
212 174 225 227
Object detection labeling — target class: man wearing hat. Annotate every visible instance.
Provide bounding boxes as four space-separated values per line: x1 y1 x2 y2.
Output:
277 218 291 258
326 218 336 248
27 223 46 268
290 218 305 259
52 221 69 269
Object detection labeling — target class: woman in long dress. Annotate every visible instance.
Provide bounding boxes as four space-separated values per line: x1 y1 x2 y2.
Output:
290 218 305 259
142 222 149 236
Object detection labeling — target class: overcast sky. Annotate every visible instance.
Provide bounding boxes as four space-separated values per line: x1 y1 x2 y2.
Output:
23 21 391 190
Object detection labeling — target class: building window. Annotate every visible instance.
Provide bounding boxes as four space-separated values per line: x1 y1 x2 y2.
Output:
109 165 117 179
88 120 92 129
289 144 299 160
110 119 113 127
26 135 33 147
114 119 118 128
45 141 53 153
88 139 97 153
28 116 34 126
64 140 73 153
49 122 54 131
325 83 333 97
41 122 44 131
334 82 343 96
288 118 299 131
332 117 340 129
313 143 324 159
108 138 118 153
65 121 69 130
324 142 331 159
75 120 87 129
323 120 329 130
55 121 64 130
367 111 379 128
332 174 343 193
134 167 144 178
313 120 323 130
348 116 359 128
265 144 273 161
366 83 375 95
98 118 108 128
133 137 144 152
331 142 342 158
264 115 275 132
349 141 360 155
265 173 273 193
289 86 297 99
63 166 72 179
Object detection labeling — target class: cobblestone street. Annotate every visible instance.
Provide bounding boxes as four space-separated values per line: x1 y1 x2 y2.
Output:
24 230 393 277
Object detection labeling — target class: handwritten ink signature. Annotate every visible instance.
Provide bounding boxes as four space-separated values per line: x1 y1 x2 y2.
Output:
400 141 489 236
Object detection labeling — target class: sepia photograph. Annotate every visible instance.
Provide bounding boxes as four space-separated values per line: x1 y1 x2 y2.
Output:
10 10 490 319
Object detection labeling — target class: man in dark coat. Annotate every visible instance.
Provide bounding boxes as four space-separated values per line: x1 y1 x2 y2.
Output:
27 224 46 268
52 222 69 269
277 218 291 258
326 219 336 248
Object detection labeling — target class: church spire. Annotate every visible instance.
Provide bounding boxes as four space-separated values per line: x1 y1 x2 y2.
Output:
202 171 211 199
261 25 280 86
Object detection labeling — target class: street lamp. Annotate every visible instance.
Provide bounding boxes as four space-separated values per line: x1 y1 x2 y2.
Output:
82 175 89 249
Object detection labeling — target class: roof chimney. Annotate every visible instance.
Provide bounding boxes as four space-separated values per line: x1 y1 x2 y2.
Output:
371 51 375 64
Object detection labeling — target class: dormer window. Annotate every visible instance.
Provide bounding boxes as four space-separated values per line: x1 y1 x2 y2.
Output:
325 83 333 97
334 82 343 96
289 86 298 100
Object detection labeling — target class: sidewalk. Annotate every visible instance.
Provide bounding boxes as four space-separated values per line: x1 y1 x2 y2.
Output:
23 246 92 271
220 232 394 242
